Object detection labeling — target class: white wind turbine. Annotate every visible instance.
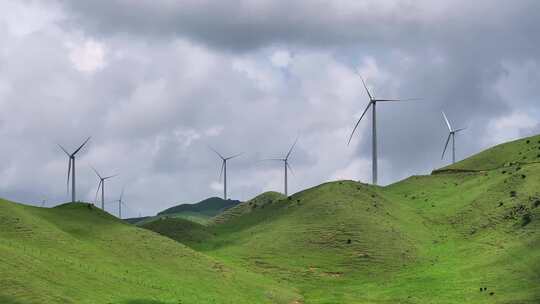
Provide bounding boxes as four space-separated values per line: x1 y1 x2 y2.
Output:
115 187 126 219
348 74 419 185
210 147 242 200
92 166 118 210
441 111 466 164
263 137 298 197
58 137 91 203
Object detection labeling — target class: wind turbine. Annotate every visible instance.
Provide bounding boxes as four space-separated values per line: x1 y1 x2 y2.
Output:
441 111 466 164
210 147 242 200
91 166 118 210
263 137 298 197
348 74 419 185
115 187 126 219
58 137 91 203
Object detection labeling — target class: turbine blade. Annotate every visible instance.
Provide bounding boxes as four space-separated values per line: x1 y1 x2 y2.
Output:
441 133 452 160
58 144 71 156
94 181 102 204
209 146 225 160
91 166 102 179
442 111 452 132
354 72 373 100
67 158 72 196
226 153 243 160
73 136 91 155
454 127 467 133
347 102 372 145
285 136 299 160
286 162 294 176
219 160 225 181
103 174 119 180
120 187 125 201
375 98 422 102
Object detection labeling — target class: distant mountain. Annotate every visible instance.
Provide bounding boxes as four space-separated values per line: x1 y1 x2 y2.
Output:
126 197 242 226
158 197 241 217
123 216 150 224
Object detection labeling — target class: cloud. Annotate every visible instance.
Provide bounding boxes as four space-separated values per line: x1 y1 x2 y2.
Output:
270 50 292 68
484 112 539 146
59 0 540 58
68 39 107 73
0 0 539 217
210 181 223 192
330 158 371 183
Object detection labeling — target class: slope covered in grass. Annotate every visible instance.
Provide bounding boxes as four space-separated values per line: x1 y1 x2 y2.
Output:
142 192 286 245
0 200 300 304
143 217 214 245
145 135 540 303
129 197 241 226
438 134 540 172
156 182 419 303
212 191 285 224
158 197 241 217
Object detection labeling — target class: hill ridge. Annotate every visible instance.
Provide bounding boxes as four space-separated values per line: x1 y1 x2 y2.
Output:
143 134 540 303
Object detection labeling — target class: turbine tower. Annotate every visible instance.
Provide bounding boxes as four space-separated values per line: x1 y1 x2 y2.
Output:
210 147 242 200
348 74 419 185
58 137 91 203
92 166 118 210
264 137 298 197
441 111 466 164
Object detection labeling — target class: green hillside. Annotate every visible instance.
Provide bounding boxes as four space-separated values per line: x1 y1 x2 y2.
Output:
0 200 300 303
212 191 286 224
2 135 539 303
129 197 242 226
158 197 241 217
143 217 214 245
142 192 286 246
437 134 540 172
144 135 540 303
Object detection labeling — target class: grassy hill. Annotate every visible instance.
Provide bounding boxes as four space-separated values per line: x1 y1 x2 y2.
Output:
158 197 241 217
124 216 151 225
142 192 286 246
128 197 241 226
212 191 286 224
2 135 539 303
436 134 540 172
144 135 540 303
0 200 300 303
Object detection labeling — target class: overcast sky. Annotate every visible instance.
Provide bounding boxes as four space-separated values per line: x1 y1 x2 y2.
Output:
1 0 539 217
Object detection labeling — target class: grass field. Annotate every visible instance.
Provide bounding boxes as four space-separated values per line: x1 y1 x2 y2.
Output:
128 197 242 226
2 134 539 303
146 134 540 303
132 211 213 226
0 201 300 303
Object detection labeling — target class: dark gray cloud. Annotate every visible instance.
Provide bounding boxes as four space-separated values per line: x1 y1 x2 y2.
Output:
0 0 539 216
60 0 540 56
